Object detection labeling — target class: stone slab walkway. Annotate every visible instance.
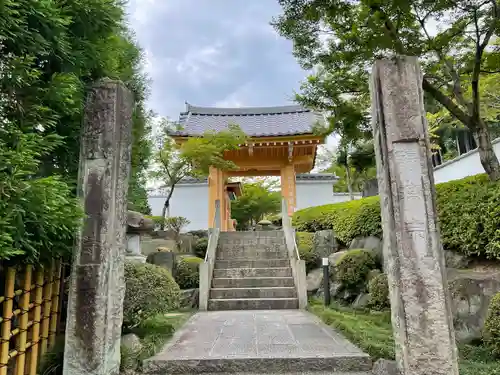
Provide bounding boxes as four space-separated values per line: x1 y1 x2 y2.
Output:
143 310 371 374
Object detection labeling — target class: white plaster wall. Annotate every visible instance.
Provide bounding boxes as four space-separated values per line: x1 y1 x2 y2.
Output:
147 183 209 231
433 138 500 184
295 182 361 210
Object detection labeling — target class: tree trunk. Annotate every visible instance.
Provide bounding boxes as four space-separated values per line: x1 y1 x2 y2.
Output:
161 185 176 230
345 165 354 200
473 120 500 181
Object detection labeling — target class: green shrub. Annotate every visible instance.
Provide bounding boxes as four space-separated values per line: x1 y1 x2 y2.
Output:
484 292 500 357
293 196 382 245
194 237 209 259
293 174 500 259
175 256 203 289
123 262 180 329
335 249 377 291
296 232 318 271
368 273 389 310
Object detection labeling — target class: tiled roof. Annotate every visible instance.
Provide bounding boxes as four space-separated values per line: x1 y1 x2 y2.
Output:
170 103 325 137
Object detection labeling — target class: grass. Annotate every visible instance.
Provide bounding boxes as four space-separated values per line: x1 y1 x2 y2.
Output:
309 299 500 375
121 311 192 373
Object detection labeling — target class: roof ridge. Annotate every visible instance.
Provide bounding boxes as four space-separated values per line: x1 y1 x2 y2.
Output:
186 103 309 116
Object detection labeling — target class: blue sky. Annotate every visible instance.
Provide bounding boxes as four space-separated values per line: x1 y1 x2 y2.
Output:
126 0 307 120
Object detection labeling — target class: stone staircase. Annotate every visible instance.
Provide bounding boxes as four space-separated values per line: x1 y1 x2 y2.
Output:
208 231 299 310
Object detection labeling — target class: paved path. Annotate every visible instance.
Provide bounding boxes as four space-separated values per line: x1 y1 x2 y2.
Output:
143 310 371 374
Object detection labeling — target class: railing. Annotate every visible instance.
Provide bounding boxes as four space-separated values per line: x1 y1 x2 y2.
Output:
0 260 66 375
281 198 308 309
199 200 221 310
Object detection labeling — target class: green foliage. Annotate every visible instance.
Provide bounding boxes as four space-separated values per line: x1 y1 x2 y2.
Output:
484 293 500 358
295 232 318 271
310 301 500 372
368 273 389 310
294 174 500 259
231 180 281 230
194 237 209 259
164 216 190 235
175 256 203 289
123 262 180 329
0 0 152 263
293 196 381 245
274 1 500 180
335 249 377 292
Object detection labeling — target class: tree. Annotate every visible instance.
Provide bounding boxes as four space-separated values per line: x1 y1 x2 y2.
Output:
274 0 500 180
152 122 247 223
0 1 152 262
231 180 282 230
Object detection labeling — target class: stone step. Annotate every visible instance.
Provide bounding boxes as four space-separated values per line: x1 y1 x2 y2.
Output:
212 277 295 288
216 250 288 260
210 287 297 299
219 230 284 237
208 298 299 310
214 259 290 269
147 356 373 374
213 267 292 278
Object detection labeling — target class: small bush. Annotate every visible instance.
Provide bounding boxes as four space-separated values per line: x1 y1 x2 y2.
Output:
175 256 203 289
292 174 500 259
194 237 209 259
335 249 377 291
484 292 500 357
296 232 318 271
368 273 389 310
123 262 180 329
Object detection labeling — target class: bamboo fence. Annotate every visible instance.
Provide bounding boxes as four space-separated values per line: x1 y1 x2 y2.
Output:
0 260 66 375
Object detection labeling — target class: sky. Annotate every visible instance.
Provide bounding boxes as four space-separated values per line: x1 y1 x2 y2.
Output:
126 0 309 122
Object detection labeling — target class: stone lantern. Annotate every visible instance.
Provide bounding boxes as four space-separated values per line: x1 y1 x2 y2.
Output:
126 210 154 263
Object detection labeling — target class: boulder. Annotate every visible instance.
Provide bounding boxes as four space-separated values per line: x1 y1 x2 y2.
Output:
448 269 500 343
328 250 347 266
121 333 142 354
372 359 399 375
146 251 176 273
444 250 470 269
349 236 383 263
316 280 342 301
127 210 154 234
307 268 324 293
180 288 199 309
313 230 339 260
352 293 370 309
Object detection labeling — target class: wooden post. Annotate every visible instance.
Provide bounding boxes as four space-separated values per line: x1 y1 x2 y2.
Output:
370 56 459 375
49 260 62 348
208 167 225 229
0 268 16 375
28 269 44 375
40 264 54 357
280 164 296 217
15 265 32 375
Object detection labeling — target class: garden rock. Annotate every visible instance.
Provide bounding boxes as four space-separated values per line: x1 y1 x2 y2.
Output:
328 250 347 266
121 333 142 354
372 359 399 375
448 269 500 342
313 230 338 259
146 251 176 273
180 288 199 308
349 236 383 262
352 293 370 309
306 268 324 293
316 281 342 300
444 250 470 269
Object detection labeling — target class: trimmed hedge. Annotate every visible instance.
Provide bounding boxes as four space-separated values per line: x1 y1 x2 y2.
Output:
123 263 180 329
293 174 500 259
484 292 500 357
295 232 318 271
194 237 209 259
175 256 203 289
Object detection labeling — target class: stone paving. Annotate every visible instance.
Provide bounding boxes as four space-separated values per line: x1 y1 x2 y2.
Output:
143 310 371 374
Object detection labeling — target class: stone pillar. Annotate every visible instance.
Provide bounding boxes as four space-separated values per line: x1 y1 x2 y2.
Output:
63 80 133 375
370 57 459 375
280 164 296 217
